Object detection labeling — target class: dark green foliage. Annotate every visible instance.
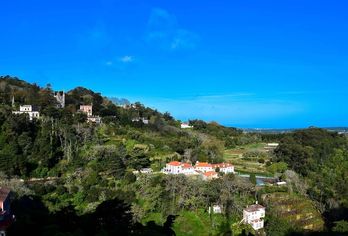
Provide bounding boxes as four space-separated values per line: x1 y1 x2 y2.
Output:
249 173 256 185
274 128 347 175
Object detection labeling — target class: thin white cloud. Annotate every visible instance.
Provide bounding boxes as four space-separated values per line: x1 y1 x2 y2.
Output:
105 61 113 66
120 55 133 63
146 8 199 51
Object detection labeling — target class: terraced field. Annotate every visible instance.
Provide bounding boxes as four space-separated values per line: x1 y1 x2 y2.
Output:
262 192 325 232
224 143 273 176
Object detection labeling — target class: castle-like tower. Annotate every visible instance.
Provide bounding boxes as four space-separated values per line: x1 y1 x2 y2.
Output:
54 91 65 108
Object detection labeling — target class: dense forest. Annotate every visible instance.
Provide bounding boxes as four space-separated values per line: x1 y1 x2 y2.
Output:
0 76 347 235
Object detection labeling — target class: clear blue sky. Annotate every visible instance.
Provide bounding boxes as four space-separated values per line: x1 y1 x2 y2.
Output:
1 0 347 128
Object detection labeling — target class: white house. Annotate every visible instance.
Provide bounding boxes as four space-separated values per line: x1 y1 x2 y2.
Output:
181 123 193 129
212 163 235 174
243 203 265 230
194 162 213 173
12 105 40 121
162 162 197 175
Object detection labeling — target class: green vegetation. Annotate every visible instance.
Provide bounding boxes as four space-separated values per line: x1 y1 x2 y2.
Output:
0 76 347 235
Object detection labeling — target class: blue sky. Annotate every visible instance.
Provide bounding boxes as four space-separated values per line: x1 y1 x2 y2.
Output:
1 0 347 128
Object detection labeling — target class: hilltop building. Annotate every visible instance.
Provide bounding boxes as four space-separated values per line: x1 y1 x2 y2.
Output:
243 203 265 230
79 105 102 124
79 105 93 117
181 123 193 129
54 91 65 108
12 105 40 121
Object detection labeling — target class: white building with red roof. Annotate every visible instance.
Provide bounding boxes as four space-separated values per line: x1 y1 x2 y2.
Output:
162 162 197 175
212 163 235 174
202 171 219 180
181 123 193 129
194 162 213 173
243 203 265 230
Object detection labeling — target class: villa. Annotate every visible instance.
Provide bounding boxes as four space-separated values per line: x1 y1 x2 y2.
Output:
212 163 235 174
162 161 235 179
243 202 265 230
162 161 197 175
194 162 214 172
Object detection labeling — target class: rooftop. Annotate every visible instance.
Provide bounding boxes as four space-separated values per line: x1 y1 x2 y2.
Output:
244 204 265 212
195 162 212 168
167 161 181 166
204 171 217 177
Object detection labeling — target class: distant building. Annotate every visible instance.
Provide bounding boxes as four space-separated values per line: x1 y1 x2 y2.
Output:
133 168 153 174
212 163 235 174
181 123 193 129
243 203 265 230
265 143 279 150
54 91 65 108
87 116 102 124
209 205 222 214
79 105 93 117
12 105 40 121
132 117 149 125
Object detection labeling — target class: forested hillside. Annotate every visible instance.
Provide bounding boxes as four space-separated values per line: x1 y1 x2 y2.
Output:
0 76 347 235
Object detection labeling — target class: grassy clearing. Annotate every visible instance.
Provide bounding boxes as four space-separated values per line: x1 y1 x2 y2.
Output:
173 210 226 236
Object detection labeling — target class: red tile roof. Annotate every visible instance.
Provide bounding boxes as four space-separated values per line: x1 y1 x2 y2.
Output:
195 162 212 168
182 163 193 169
204 171 218 177
167 161 181 166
